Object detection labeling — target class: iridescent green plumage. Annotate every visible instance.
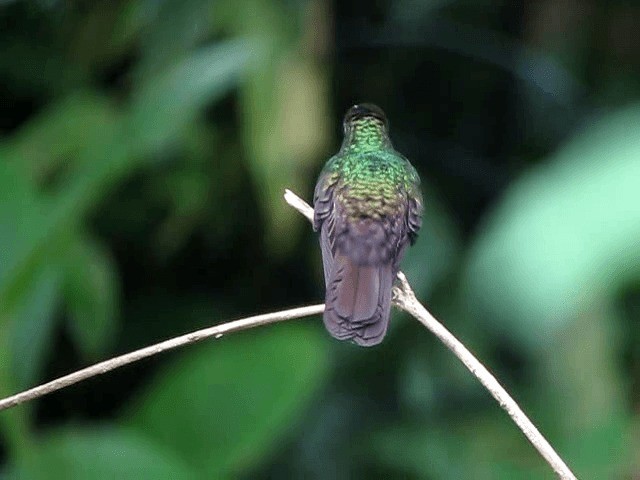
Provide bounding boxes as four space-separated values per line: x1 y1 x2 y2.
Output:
313 104 423 346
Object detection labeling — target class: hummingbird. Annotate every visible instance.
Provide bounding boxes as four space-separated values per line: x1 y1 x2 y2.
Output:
313 104 423 346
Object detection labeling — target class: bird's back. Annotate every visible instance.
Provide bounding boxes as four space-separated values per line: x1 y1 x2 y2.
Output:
313 104 423 346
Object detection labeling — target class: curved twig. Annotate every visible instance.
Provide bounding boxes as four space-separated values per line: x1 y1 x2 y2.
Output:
0 304 324 412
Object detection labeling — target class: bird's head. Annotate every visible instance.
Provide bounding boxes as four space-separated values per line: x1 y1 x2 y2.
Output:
342 103 389 135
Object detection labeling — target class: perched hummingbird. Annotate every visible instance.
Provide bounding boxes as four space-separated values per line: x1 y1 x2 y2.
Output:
313 104 423 346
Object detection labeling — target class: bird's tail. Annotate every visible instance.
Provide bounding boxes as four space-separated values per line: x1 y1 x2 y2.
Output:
323 253 394 347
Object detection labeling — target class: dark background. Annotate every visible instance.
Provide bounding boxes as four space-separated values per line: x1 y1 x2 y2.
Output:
0 0 639 478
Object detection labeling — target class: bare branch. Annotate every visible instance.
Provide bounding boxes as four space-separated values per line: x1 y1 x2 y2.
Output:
284 189 577 480
0 304 324 412
285 189 314 222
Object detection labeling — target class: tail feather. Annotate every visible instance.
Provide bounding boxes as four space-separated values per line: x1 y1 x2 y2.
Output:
332 259 379 322
323 254 394 347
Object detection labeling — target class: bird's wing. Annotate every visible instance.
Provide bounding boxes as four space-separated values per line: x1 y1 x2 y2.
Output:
313 165 340 286
406 165 424 244
313 164 339 234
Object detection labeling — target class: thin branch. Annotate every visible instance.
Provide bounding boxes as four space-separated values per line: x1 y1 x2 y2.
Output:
284 189 577 480
0 304 324 412
285 188 314 221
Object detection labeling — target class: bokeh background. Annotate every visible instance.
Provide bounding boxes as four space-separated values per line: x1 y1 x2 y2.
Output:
1 0 639 478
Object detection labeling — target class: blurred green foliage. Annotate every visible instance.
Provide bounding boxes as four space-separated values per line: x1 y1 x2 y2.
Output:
1 0 639 478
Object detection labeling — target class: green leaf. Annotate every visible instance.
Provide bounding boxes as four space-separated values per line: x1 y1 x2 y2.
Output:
369 424 488 479
7 93 119 179
536 304 627 428
561 415 631 479
242 56 330 256
0 160 46 318
137 0 215 75
63 236 120 360
6 427 199 480
462 104 640 349
130 39 255 153
403 183 460 298
217 0 330 255
9 265 61 391
0 95 131 317
370 418 550 480
532 306 632 477
124 325 329 477
0 265 60 455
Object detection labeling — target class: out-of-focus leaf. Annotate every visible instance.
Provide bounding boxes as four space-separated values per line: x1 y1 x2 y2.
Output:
9 265 61 391
63 235 120 360
0 93 134 314
112 0 211 56
370 418 549 480
462 105 640 349
390 0 456 24
0 41 85 95
124 325 329 477
537 304 626 430
6 427 199 480
403 184 460 298
111 0 161 49
137 0 213 75
533 305 632 477
7 93 119 180
370 425 498 480
561 415 630 479
151 167 210 257
218 0 331 255
0 160 45 318
130 39 255 153
0 248 60 454
246 57 330 256
398 348 447 418
66 3 136 72
0 160 39 256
